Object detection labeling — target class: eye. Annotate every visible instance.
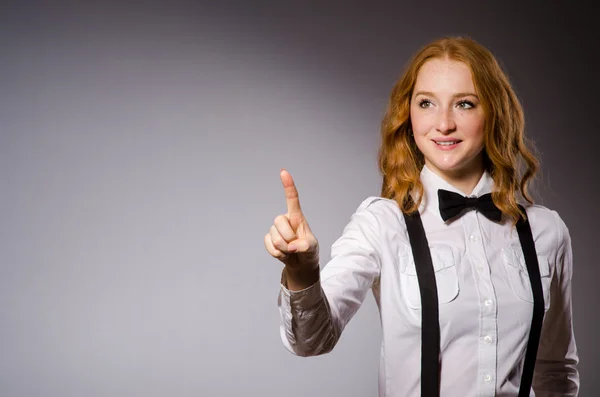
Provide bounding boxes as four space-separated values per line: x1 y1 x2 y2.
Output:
418 99 433 108
457 100 475 110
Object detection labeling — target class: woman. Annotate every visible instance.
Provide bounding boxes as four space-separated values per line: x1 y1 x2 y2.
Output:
264 36 579 396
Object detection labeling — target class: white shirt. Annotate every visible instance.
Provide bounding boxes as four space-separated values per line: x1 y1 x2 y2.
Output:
277 165 579 397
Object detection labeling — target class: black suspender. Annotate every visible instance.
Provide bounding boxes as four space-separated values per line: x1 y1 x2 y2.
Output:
402 205 545 396
515 204 545 397
404 211 441 396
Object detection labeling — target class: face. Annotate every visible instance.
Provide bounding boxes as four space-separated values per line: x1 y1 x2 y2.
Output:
410 58 486 181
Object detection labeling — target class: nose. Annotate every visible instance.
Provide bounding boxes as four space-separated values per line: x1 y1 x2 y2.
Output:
435 108 456 134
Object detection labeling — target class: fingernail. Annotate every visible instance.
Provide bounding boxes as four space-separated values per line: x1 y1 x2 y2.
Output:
288 243 296 252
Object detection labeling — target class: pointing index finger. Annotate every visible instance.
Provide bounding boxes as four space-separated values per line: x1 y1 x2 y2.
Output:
280 169 302 216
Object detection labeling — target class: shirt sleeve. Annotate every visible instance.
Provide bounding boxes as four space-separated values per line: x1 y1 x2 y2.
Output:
277 197 384 357
533 211 579 396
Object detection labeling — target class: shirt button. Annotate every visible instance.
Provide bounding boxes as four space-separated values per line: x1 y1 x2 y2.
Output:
484 299 493 306
484 335 492 344
484 374 492 382
469 235 477 242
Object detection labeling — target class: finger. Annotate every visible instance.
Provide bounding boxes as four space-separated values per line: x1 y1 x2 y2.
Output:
264 233 288 260
288 238 311 253
270 225 289 253
280 169 302 216
273 214 297 242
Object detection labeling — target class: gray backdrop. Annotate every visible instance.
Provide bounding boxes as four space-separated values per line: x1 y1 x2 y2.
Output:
1 1 597 396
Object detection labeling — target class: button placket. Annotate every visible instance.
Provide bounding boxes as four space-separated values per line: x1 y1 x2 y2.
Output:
462 212 498 397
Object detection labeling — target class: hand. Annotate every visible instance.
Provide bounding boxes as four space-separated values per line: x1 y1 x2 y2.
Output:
264 169 320 273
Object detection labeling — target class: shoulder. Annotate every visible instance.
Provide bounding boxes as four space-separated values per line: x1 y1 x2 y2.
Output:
521 203 570 257
345 196 408 242
341 196 407 233
332 196 408 253
354 196 405 224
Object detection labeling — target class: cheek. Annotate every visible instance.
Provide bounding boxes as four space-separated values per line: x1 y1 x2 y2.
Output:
470 127 486 151
410 108 434 154
411 126 430 154
409 109 430 136
462 115 486 141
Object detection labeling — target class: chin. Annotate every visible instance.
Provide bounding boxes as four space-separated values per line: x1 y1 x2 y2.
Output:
428 157 482 177
427 159 463 172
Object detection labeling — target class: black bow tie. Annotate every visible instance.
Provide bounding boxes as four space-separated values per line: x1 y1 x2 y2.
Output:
438 189 502 222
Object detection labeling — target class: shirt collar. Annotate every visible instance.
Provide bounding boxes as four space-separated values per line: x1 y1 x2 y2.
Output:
417 164 494 221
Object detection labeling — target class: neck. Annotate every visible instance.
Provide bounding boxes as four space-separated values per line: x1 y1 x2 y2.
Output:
426 162 485 196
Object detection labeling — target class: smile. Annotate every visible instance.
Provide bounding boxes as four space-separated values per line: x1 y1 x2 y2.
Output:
433 140 461 146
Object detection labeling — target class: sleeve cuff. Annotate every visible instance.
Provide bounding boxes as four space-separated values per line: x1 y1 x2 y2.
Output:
280 268 323 311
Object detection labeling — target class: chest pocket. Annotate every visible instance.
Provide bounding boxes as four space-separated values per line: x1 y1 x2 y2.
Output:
501 244 551 311
399 244 459 310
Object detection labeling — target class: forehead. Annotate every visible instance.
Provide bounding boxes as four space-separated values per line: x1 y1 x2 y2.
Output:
414 58 475 92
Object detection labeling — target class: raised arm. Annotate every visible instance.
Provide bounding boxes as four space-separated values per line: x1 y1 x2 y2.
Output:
265 170 382 356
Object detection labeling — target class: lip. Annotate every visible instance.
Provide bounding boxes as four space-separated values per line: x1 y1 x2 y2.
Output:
432 138 461 150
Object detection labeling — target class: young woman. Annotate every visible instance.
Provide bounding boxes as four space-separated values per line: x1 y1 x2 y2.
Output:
264 36 579 397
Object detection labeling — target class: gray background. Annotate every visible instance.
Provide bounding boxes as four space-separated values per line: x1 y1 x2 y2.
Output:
0 1 597 396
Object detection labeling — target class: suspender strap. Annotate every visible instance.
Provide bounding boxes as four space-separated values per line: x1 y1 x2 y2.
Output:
516 204 545 396
403 211 440 397
403 206 544 397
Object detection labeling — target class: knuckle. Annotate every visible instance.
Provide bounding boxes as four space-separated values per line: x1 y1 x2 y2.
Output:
273 249 287 260
272 236 285 248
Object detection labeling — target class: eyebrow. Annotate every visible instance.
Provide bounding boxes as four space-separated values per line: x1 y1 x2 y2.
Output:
413 91 479 99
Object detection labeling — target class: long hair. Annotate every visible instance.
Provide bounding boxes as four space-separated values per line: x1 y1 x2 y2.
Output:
378 36 539 223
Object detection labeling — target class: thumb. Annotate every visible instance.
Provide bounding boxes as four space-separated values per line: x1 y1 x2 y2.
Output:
288 238 312 253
